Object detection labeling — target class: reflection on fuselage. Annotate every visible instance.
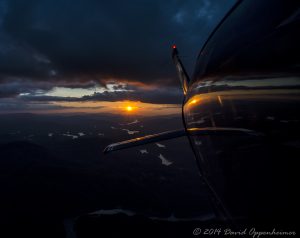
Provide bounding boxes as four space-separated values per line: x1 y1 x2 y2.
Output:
179 0 300 226
183 75 300 223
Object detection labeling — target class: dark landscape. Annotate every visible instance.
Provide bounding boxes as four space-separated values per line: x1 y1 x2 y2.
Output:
0 113 213 237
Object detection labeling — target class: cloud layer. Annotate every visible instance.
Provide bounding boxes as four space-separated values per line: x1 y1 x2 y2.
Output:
0 0 234 111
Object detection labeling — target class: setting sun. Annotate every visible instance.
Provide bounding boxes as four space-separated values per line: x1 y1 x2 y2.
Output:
51 100 181 116
124 104 139 113
126 106 133 111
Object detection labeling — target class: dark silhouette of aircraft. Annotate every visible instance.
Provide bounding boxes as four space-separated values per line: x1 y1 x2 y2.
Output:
104 0 299 227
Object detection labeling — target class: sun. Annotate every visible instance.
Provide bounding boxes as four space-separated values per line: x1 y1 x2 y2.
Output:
120 101 138 113
126 106 133 112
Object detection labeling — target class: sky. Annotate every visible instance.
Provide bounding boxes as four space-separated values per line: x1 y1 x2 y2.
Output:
0 0 234 115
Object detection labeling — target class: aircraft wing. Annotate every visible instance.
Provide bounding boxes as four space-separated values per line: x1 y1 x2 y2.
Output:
103 129 186 154
103 127 260 154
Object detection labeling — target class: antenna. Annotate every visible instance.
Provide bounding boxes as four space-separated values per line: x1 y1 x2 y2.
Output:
171 45 190 95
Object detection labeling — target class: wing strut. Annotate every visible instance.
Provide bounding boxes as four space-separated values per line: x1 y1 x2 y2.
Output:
103 127 260 154
103 129 186 154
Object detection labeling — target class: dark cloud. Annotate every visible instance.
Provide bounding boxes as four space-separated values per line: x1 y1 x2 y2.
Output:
0 98 72 112
20 86 183 104
83 87 183 104
0 78 52 98
0 0 234 108
0 97 105 112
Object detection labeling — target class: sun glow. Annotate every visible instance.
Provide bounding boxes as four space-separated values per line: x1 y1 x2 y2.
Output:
50 100 181 116
124 104 139 113
126 106 133 111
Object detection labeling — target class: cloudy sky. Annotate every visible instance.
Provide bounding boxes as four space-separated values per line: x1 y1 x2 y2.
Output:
0 0 234 115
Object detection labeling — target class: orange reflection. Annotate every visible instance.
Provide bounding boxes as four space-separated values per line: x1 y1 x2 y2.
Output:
186 96 202 107
217 95 223 106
